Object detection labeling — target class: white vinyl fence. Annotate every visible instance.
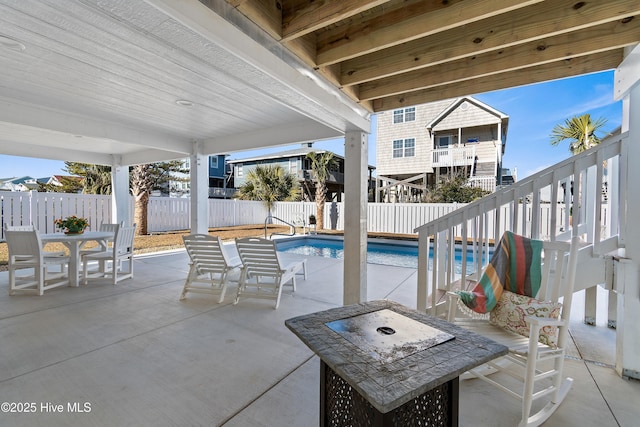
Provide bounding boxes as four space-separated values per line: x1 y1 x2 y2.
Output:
1 192 112 240
1 191 606 242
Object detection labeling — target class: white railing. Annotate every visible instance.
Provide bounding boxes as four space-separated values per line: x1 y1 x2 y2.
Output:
468 175 496 192
432 146 476 167
414 132 628 314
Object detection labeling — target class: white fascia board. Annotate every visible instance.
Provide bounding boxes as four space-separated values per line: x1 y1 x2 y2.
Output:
615 43 640 100
121 149 188 166
144 0 370 133
0 98 192 154
0 140 115 165
202 119 343 155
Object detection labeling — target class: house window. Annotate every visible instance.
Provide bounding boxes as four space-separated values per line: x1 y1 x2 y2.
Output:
236 165 243 177
289 159 298 175
392 138 415 158
436 135 451 147
210 156 219 168
393 107 416 124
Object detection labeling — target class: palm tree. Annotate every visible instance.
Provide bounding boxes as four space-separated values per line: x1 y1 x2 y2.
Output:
306 151 337 230
234 164 300 215
550 114 607 154
131 164 153 235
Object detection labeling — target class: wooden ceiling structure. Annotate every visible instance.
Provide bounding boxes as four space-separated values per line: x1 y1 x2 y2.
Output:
0 0 638 167
221 0 640 112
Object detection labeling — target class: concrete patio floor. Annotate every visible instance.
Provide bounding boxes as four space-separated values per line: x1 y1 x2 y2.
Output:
0 246 638 426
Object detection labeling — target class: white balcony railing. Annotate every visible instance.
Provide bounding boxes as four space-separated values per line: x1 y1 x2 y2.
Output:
432 146 476 167
468 175 496 192
415 132 628 314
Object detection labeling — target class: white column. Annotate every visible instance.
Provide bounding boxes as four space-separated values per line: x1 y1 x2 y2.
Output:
111 156 131 226
190 142 209 235
343 130 368 305
613 44 640 379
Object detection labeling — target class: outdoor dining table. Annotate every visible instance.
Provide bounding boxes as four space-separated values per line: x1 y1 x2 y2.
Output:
41 231 114 287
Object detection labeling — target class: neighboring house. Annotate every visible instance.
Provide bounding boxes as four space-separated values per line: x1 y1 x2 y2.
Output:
227 143 375 202
0 176 37 191
207 155 234 199
166 155 232 198
1 175 80 192
375 96 510 202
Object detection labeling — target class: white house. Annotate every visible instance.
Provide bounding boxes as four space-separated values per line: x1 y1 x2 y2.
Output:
375 97 509 202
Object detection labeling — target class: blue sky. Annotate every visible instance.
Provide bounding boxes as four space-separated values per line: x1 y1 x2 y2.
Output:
0 70 621 181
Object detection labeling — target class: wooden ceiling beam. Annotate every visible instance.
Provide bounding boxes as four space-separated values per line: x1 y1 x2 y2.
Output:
371 50 624 112
341 0 640 86
359 18 640 101
282 0 390 42
315 0 542 66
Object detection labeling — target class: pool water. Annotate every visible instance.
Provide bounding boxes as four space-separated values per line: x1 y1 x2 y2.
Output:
276 237 483 272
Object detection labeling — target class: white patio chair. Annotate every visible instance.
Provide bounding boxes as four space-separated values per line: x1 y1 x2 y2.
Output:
181 234 241 302
79 222 120 257
234 237 307 309
5 227 70 295
446 234 580 427
4 224 65 258
82 225 136 285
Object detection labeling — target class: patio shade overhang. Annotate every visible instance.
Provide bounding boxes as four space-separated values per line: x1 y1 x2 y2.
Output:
0 0 638 164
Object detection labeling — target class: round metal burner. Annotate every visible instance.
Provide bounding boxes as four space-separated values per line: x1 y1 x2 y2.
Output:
376 326 396 335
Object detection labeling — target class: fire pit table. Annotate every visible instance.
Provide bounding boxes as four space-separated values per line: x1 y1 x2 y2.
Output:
285 300 508 426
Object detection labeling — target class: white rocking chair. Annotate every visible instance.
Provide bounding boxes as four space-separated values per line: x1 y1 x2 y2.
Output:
181 234 240 302
234 237 307 309
447 235 580 427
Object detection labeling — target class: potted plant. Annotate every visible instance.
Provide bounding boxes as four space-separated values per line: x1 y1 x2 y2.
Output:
308 214 316 225
54 215 89 234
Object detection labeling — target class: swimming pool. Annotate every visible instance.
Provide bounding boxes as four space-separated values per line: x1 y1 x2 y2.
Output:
275 236 484 272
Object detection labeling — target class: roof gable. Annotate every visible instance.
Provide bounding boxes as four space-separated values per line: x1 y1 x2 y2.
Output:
427 96 509 131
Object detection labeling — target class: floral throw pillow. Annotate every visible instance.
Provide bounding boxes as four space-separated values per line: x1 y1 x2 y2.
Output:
489 290 563 348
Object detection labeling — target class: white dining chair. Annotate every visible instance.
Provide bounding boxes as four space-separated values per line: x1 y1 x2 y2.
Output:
4 226 70 295
82 224 136 285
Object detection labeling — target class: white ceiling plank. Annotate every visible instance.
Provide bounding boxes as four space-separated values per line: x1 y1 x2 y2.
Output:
144 0 371 132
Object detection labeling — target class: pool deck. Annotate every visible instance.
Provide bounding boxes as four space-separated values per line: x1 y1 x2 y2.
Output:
0 245 638 426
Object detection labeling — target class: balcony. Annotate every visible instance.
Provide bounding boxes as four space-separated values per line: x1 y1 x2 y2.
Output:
432 146 476 167
208 187 236 198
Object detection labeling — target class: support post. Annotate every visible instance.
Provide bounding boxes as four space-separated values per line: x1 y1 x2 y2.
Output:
111 157 131 226
613 44 640 379
190 142 209 235
343 130 368 305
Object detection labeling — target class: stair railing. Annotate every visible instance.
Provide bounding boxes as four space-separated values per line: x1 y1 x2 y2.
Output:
415 132 628 314
264 215 297 239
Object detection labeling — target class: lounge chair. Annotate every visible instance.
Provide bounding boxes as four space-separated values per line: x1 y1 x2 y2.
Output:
181 234 240 302
446 232 580 427
234 237 307 309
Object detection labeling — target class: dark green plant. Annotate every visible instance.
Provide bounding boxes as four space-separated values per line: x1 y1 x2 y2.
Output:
306 151 338 230
424 174 490 203
234 164 300 214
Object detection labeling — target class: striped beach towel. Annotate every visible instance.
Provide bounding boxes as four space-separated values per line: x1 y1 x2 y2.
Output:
458 231 543 314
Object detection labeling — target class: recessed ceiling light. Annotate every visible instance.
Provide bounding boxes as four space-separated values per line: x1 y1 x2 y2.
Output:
0 34 26 51
175 99 193 107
